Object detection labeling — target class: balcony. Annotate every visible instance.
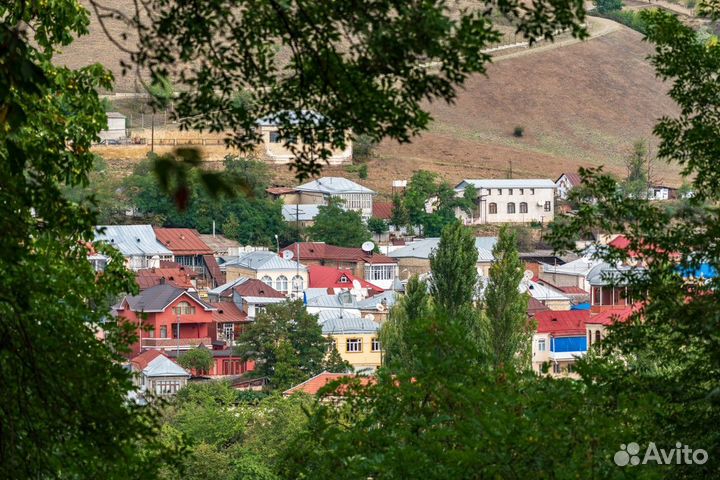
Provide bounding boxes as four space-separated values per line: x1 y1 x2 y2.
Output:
142 337 211 350
548 350 585 361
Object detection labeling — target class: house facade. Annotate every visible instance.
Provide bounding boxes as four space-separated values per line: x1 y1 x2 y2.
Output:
321 315 382 372
153 227 224 289
223 251 308 300
555 173 582 200
95 224 174 270
389 237 497 281
532 310 589 377
294 177 376 219
129 350 191 400
455 179 556 224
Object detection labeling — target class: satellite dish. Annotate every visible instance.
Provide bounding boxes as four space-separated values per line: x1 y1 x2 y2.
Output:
365 313 376 322
523 270 534 282
376 303 386 312
351 279 362 290
282 250 294 260
361 241 375 253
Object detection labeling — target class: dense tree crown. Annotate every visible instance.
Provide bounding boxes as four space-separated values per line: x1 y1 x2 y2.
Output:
306 197 372 247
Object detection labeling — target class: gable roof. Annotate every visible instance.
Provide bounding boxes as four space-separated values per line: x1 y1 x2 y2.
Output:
455 179 556 191
283 371 371 396
130 349 165 371
535 310 590 336
321 316 379 335
556 172 583 187
144 354 190 377
527 297 551 316
136 267 196 290
282 242 396 264
296 177 375 195
223 251 307 272
356 290 398 310
208 277 286 299
389 237 497 262
372 202 393 220
308 265 383 293
153 228 213 255
122 283 214 313
209 302 248 323
95 224 172 257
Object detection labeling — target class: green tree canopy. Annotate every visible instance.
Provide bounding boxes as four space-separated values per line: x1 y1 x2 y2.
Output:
367 217 389 235
178 347 214 374
307 197 371 248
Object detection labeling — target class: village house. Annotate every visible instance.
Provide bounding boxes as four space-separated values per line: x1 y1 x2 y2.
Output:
555 172 583 200
223 251 308 299
532 310 589 377
283 371 373 397
321 315 382 372
153 227 224 288
389 237 497 281
129 349 191 401
208 276 287 323
273 177 376 220
540 255 603 292
95 224 173 270
256 112 352 165
135 266 197 290
454 179 556 224
307 265 384 300
587 262 642 313
281 242 398 290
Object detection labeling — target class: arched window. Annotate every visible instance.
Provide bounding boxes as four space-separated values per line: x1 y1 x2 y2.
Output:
507 202 516 214
488 203 497 214
292 275 304 293
174 301 195 315
519 202 528 213
261 275 273 286
275 275 288 293
595 330 602 344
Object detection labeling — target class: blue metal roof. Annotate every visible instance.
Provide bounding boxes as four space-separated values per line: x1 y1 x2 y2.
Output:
95 225 172 257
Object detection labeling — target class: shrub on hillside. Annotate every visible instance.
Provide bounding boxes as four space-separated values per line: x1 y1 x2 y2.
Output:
513 126 524 137
595 0 623 14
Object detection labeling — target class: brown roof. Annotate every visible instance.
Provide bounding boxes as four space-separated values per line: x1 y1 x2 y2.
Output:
372 202 393 220
281 242 397 264
558 172 583 187
153 228 214 255
197 234 241 255
203 254 225 287
266 186 297 195
527 297 551 316
283 371 372 396
130 349 165 370
136 267 196 290
234 278 286 298
209 301 248 323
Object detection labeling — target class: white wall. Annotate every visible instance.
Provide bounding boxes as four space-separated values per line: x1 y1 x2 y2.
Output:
460 187 555 224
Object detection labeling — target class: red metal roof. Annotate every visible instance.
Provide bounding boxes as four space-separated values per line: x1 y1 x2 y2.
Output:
153 227 214 255
308 265 383 293
281 242 397 264
135 267 196 290
527 297 551 316
557 172 583 187
234 278 286 298
283 371 373 395
209 301 248 323
535 310 590 336
372 202 393 220
587 306 635 326
130 349 166 370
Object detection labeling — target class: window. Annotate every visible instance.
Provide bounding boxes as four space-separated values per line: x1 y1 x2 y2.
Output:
269 131 281 143
519 188 524 194
537 338 546 352
507 202 516 214
488 202 497 214
592 287 602 305
336 193 370 210
218 322 234 342
371 338 381 352
346 338 362 353
275 275 288 293
588 331 592 347
544 201 552 212
366 264 396 281
292 275 304 293
508 188 513 195
497 189 502 195
519 202 528 214
154 380 181 395
530 188 535 195
261 275 273 286
160 326 167 338
595 330 602 343
339 274 350 284
552 362 561 374
174 301 195 315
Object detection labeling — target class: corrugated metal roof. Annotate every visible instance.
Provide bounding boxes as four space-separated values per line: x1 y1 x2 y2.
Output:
153 227 214 255
389 237 497 261
521 280 569 302
95 225 173 257
542 257 601 276
321 316 379 335
282 204 320 222
314 309 362 323
296 177 375 195
124 283 215 312
357 291 398 309
455 179 556 190
223 251 307 272
282 242 397 264
143 355 190 377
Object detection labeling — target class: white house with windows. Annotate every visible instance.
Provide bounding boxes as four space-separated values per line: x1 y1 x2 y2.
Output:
95 224 174 271
294 177 376 219
454 179 556 224
222 251 308 300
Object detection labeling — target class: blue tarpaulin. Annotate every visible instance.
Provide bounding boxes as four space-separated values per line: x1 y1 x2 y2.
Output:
552 336 587 352
571 303 591 311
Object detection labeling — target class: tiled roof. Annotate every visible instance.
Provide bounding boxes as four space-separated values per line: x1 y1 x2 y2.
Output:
136 267 195 290
122 283 214 313
535 310 590 335
223 250 307 272
587 306 636 326
321 316 379 335
296 177 376 195
372 202 393 220
455 179 556 190
308 265 383 293
130 349 165 371
153 227 214 255
281 242 396 264
95 224 172 257
389 237 497 262
283 371 371 396
209 302 248 323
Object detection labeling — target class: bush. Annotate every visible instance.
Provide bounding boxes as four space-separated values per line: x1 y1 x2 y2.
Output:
358 164 368 179
513 126 524 137
599 10 649 34
595 0 623 14
353 134 378 161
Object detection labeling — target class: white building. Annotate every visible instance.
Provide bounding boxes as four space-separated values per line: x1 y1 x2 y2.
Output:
95 224 174 271
99 112 127 141
555 173 582 200
454 179 556 224
295 177 376 219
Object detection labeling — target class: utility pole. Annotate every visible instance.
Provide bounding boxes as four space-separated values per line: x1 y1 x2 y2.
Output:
151 112 155 153
296 202 300 299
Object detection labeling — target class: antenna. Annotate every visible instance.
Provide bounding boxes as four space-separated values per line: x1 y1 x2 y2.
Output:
361 241 375 253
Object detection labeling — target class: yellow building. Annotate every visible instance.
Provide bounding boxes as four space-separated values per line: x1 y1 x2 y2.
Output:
322 315 382 372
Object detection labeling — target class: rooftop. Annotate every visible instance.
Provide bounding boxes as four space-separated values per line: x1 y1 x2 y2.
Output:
135 267 196 290
296 177 376 195
95 224 172 257
535 310 590 336
372 202 393 220
209 301 248 323
389 237 497 261
282 204 321 222
283 371 372 396
223 250 307 272
282 242 396 264
308 265 383 293
321 316 379 335
556 172 583 187
209 277 285 299
197 234 241 254
455 178 556 191
121 283 214 313
153 227 213 255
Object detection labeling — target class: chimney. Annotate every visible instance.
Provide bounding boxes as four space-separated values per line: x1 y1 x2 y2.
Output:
160 276 166 285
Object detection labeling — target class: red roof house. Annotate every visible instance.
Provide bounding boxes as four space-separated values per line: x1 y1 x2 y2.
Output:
135 266 196 290
283 371 373 396
153 227 224 288
372 202 393 220
308 265 383 296
535 310 590 336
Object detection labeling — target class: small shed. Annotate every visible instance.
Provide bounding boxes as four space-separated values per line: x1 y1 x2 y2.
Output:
99 111 127 141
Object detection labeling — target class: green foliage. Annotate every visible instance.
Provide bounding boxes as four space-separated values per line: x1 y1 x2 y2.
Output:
513 125 525 137
323 343 353 374
390 194 409 229
600 9 649 34
146 75 174 109
353 134 378 162
481 227 531 370
178 347 214 374
404 170 438 226
235 301 328 390
357 163 368 179
622 139 651 199
367 216 389 235
594 0 623 14
307 197 372 247
429 222 478 317
0 3 170 477
133 0 587 178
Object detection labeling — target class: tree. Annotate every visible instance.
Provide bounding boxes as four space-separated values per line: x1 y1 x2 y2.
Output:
367 217 389 236
178 347 214 374
235 301 327 390
429 222 478 317
595 0 623 14
324 343 353 373
390 194 409 230
481 227 531 370
622 139 652 199
404 170 438 227
0 3 168 477
307 197 371 248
